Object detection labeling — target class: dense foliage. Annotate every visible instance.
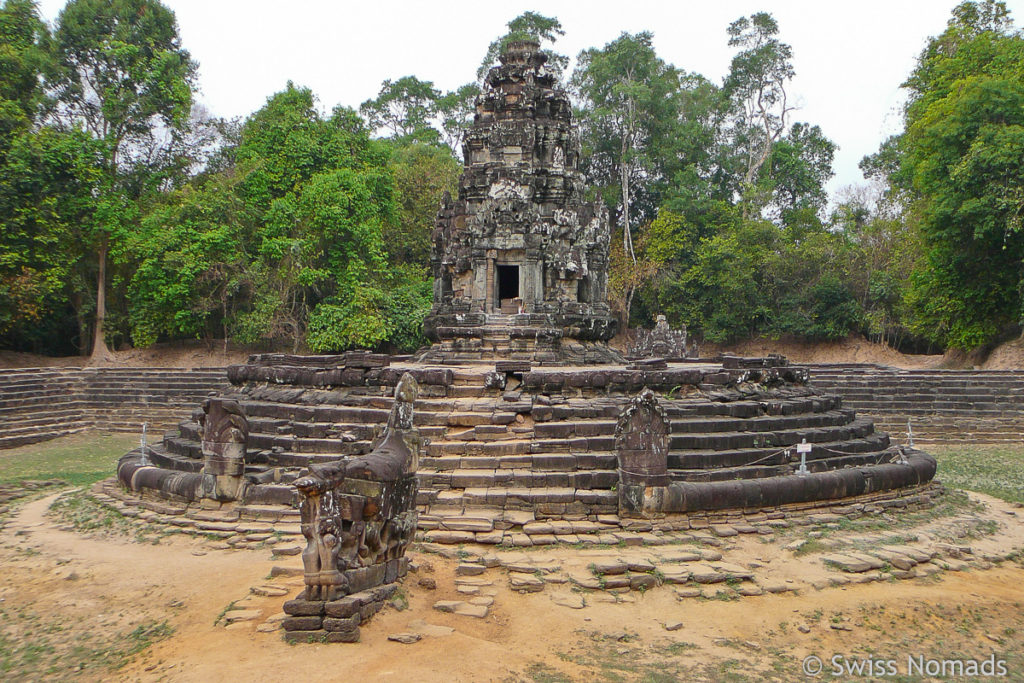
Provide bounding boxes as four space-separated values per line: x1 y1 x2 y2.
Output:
1 2 1020 357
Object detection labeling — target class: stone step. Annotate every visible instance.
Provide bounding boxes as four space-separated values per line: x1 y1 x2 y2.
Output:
422 452 618 471
422 486 619 512
419 468 619 490
667 418 875 452
147 447 203 473
843 405 1019 417
238 400 392 423
0 419 93 438
0 424 91 448
0 408 85 427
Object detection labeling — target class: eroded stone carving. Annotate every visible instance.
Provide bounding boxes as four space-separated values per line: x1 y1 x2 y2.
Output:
284 373 420 642
198 398 249 501
615 389 670 516
628 315 693 359
615 389 670 486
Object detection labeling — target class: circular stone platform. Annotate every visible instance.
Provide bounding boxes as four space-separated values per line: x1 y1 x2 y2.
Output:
113 352 938 545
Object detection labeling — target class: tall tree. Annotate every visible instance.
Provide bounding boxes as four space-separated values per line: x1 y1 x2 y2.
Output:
0 0 50 124
573 32 679 276
359 75 441 141
49 0 197 359
227 84 402 352
722 12 795 216
882 0 1024 349
384 140 460 269
0 0 98 354
436 82 479 156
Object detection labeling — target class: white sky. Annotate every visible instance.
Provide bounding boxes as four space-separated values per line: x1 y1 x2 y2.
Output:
36 0 1024 199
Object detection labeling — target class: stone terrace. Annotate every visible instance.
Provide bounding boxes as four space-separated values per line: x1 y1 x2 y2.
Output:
810 364 1024 444
137 357 910 544
0 367 229 448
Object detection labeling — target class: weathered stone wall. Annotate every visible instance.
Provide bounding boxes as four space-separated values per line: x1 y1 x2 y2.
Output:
418 482 942 546
0 367 229 448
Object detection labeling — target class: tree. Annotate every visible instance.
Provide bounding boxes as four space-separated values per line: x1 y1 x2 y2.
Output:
0 127 103 352
0 1 98 354
0 0 50 124
49 0 198 359
830 183 923 349
477 11 567 80
607 214 668 327
879 1 1024 349
126 170 256 349
385 140 460 269
359 75 441 141
436 82 479 155
573 32 679 275
722 13 796 216
766 122 835 223
227 84 402 352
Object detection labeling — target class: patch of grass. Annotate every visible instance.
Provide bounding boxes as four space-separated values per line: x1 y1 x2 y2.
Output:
390 588 409 611
214 600 239 626
661 641 698 655
0 604 172 679
792 538 829 556
708 589 739 601
524 662 575 683
48 490 167 544
0 432 137 486
930 444 1024 504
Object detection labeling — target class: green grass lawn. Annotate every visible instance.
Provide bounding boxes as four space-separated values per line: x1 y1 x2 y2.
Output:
1 433 1022 504
928 444 1024 504
0 432 138 486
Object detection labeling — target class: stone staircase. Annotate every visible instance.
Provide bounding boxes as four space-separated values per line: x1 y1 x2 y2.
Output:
148 364 896 533
417 313 623 365
810 364 1024 443
0 368 88 448
0 367 229 449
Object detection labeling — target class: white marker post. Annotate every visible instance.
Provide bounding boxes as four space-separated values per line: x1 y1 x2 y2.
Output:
140 422 149 466
796 438 811 475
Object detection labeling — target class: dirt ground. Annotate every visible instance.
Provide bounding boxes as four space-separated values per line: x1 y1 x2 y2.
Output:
0 342 252 370
700 336 945 369
11 332 1024 371
2 487 1024 682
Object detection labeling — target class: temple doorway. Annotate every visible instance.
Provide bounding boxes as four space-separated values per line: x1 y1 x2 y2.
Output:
497 264 519 312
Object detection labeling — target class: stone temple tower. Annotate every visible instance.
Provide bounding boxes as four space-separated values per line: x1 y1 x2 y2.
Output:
419 40 621 364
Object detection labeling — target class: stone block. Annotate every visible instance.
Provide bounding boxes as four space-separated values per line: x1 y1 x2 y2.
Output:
326 628 361 643
282 615 323 631
323 615 359 632
325 597 360 619
283 629 327 644
283 599 324 616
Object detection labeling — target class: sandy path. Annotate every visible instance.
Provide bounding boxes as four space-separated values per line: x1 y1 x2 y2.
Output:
3 490 1024 681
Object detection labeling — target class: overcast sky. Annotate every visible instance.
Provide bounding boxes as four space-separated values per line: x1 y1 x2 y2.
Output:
35 0 1024 199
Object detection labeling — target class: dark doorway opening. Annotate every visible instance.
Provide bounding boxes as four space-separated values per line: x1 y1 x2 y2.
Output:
497 265 519 302
577 276 590 303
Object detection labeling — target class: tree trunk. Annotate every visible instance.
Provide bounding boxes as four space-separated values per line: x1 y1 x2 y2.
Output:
89 239 113 362
624 283 635 330
620 141 636 268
